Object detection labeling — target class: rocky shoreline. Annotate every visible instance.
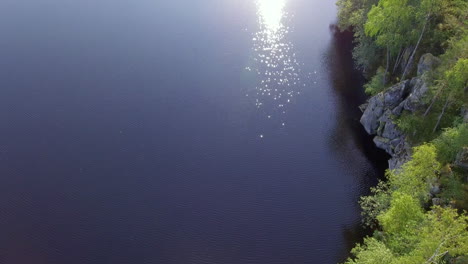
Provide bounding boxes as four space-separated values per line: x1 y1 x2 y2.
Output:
359 53 441 170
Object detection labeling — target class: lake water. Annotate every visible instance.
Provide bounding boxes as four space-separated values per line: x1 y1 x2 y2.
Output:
0 0 388 263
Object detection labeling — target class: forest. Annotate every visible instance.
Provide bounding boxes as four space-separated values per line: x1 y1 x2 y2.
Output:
337 0 468 263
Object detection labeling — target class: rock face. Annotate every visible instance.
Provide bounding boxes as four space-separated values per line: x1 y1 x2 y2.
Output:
417 53 441 76
360 54 436 170
360 81 414 170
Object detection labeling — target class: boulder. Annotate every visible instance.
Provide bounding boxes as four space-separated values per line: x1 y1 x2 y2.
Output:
392 100 406 116
372 136 408 158
373 136 391 154
360 79 411 165
404 77 429 112
379 110 402 140
359 58 438 170
393 139 411 157
389 155 410 171
430 184 441 196
360 81 410 135
383 80 410 108
361 93 385 134
432 198 442 206
359 103 368 113
417 53 441 76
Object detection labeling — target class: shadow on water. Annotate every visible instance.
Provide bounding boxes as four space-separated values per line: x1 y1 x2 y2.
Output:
325 26 389 176
340 222 368 260
324 25 390 262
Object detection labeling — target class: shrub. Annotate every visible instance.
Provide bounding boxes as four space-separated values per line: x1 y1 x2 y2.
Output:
388 144 440 203
364 67 386 95
433 123 468 164
360 181 391 228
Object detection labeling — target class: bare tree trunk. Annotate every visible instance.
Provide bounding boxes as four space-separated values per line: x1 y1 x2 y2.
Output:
402 16 429 80
400 45 413 74
426 250 448 264
384 46 390 85
423 85 444 117
433 96 450 133
393 46 405 74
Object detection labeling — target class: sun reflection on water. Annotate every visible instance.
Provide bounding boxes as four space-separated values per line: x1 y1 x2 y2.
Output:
245 0 309 138
257 0 286 33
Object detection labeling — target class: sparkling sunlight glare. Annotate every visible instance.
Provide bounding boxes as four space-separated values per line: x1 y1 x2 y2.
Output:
257 0 287 33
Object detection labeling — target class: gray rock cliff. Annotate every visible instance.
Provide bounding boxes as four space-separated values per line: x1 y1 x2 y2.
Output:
360 54 438 170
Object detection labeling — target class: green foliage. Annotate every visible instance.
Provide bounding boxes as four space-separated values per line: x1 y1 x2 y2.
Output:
365 0 417 55
339 0 468 262
336 0 383 75
412 206 468 262
436 35 468 81
360 181 391 228
426 57 468 131
338 0 468 81
345 238 395 264
337 0 361 31
364 67 386 95
389 5 467 139
397 103 460 144
378 192 424 253
433 124 468 164
388 144 440 203
397 110 438 143
429 36 468 111
353 35 382 75
343 145 468 263
345 204 468 264
435 0 468 50
337 0 379 32
378 192 424 235
445 58 468 103
439 170 468 210
365 0 446 55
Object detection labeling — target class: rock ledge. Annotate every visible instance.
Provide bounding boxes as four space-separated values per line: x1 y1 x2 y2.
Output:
359 54 438 169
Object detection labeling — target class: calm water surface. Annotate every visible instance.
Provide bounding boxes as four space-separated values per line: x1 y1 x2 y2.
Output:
0 0 388 263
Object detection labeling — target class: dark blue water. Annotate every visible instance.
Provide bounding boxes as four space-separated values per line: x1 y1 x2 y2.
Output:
0 0 388 263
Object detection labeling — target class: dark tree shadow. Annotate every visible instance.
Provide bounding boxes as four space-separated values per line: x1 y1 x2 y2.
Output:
323 24 390 262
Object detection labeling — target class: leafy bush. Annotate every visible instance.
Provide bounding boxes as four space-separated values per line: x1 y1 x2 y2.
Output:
439 171 468 210
364 67 386 95
360 181 391 228
388 144 440 203
433 123 468 164
353 36 383 75
378 192 425 254
345 238 395 264
345 205 468 264
397 104 460 144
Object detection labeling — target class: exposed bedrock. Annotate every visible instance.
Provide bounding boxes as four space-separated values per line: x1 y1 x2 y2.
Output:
360 53 439 170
